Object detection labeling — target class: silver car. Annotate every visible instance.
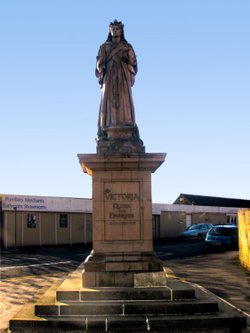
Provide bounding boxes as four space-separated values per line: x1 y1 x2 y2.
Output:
205 224 238 249
179 223 214 241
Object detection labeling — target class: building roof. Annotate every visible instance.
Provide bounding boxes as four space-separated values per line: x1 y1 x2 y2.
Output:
173 193 250 208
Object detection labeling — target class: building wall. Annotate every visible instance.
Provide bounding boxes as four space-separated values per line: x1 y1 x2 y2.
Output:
160 211 186 238
191 212 227 225
1 209 237 247
159 211 229 239
41 213 56 245
71 213 92 245
0 194 241 247
238 209 250 270
2 211 92 248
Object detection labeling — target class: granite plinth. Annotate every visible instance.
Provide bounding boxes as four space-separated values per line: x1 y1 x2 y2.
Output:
78 152 166 287
82 251 164 287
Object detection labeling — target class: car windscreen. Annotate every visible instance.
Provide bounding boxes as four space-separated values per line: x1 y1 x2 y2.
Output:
209 227 234 236
188 225 202 230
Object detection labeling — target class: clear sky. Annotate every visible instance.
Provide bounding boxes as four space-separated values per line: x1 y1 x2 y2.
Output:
1 0 249 204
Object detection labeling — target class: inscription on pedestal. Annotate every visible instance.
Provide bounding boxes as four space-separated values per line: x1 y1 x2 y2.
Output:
104 182 141 241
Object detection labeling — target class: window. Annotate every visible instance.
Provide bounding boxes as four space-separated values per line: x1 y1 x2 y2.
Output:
210 227 232 236
27 214 37 228
188 224 201 230
60 214 68 228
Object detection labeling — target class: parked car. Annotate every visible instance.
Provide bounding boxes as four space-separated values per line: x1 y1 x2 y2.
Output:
205 224 238 249
179 223 213 241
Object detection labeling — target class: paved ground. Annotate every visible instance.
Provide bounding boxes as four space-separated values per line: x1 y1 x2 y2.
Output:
0 243 249 332
155 241 250 331
155 242 250 315
0 245 89 332
0 272 67 332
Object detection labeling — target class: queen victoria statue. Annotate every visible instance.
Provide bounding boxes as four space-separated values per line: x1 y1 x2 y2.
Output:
95 20 144 153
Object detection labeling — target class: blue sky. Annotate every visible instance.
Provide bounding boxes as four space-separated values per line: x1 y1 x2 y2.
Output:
1 0 249 203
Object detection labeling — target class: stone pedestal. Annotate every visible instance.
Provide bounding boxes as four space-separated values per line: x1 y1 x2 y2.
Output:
78 152 166 287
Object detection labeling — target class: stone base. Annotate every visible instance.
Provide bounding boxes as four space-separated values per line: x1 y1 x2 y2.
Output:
78 152 167 288
96 137 145 154
96 125 145 154
82 251 164 287
9 264 247 333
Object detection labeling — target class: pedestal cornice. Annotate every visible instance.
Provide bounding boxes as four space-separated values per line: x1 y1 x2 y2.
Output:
78 153 166 176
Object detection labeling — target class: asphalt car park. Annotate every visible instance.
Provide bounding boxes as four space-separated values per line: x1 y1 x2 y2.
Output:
154 240 250 328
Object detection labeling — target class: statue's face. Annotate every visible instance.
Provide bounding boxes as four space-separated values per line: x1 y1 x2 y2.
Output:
110 25 122 37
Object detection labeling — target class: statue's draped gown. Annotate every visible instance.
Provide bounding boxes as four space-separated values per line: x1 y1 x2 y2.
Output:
96 40 137 139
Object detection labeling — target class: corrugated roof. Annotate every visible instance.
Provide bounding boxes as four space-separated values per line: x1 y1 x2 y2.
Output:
173 193 250 208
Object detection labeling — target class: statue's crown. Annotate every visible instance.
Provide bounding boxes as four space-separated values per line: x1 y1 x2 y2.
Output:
109 19 124 28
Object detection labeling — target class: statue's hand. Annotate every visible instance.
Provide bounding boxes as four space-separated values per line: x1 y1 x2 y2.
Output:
98 70 105 86
121 56 129 64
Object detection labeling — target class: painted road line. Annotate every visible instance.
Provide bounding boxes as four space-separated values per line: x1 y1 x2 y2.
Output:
0 260 72 271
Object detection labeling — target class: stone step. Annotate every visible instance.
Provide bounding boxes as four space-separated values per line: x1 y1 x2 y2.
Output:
35 300 219 316
9 313 247 333
56 285 195 302
57 287 171 302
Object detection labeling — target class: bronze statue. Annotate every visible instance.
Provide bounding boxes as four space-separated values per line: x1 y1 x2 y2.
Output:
95 20 138 141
